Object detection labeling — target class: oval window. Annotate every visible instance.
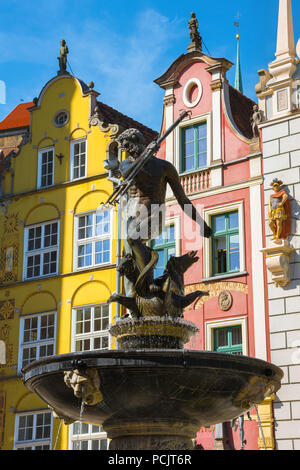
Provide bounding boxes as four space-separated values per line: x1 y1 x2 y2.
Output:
183 78 203 108
53 110 69 127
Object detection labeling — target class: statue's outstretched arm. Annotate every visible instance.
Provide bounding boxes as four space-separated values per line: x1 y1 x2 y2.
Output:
165 162 212 238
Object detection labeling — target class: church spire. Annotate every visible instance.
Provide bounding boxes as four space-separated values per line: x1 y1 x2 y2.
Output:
234 33 243 94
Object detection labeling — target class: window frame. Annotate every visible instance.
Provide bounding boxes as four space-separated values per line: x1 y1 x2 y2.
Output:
68 422 108 451
18 311 57 374
213 325 243 355
151 216 181 278
37 146 55 189
70 138 87 181
14 410 53 450
23 220 60 281
71 303 112 353
73 209 112 271
202 202 245 280
181 121 208 173
174 113 212 175
53 109 70 128
211 211 240 276
205 317 248 356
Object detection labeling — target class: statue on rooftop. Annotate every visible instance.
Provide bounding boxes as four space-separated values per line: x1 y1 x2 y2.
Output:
58 40 69 74
188 12 202 50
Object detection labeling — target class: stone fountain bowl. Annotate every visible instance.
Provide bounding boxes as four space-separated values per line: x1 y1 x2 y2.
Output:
22 349 283 450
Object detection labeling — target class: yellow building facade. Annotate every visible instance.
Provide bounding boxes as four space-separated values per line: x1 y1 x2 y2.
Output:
0 72 157 450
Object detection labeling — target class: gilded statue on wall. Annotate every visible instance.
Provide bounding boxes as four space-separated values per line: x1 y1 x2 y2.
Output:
268 179 291 241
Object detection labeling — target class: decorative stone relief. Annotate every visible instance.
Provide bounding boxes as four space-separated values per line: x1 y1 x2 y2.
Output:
261 240 295 288
0 213 19 283
218 290 233 311
89 103 121 138
0 299 15 320
185 281 247 310
0 323 13 370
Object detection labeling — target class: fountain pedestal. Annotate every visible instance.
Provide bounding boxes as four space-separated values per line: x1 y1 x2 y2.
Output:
106 419 196 450
109 317 198 350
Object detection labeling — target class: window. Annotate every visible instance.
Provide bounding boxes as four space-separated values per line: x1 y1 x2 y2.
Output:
205 318 247 355
70 139 87 180
72 304 110 353
74 210 111 270
53 110 69 127
38 147 54 188
69 422 108 450
19 312 56 371
152 225 176 278
23 221 59 280
213 326 243 355
181 122 207 173
14 411 52 450
211 211 240 276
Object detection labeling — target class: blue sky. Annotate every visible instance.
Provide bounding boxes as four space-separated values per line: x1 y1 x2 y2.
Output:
1 0 300 131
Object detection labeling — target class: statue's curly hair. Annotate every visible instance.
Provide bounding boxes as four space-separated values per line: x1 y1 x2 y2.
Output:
116 128 145 146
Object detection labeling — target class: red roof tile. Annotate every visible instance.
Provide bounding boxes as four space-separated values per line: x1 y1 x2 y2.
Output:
97 101 158 144
0 102 34 131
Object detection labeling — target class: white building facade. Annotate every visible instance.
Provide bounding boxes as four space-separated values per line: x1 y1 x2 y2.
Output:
257 0 300 450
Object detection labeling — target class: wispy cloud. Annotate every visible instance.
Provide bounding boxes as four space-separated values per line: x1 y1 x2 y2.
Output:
0 7 184 130
66 9 184 129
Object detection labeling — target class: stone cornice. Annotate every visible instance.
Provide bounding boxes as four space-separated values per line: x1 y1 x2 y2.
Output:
163 95 176 107
210 79 223 92
154 51 233 89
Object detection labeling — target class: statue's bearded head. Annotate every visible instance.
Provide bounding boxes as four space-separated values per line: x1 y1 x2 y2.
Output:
117 128 145 160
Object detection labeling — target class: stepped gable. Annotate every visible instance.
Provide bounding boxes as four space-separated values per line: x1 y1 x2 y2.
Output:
0 102 33 131
96 100 158 145
228 85 256 140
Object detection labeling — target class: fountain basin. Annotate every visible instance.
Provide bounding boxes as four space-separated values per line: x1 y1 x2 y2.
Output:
22 349 283 450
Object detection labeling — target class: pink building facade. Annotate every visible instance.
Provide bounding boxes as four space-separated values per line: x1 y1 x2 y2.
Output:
153 41 272 450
